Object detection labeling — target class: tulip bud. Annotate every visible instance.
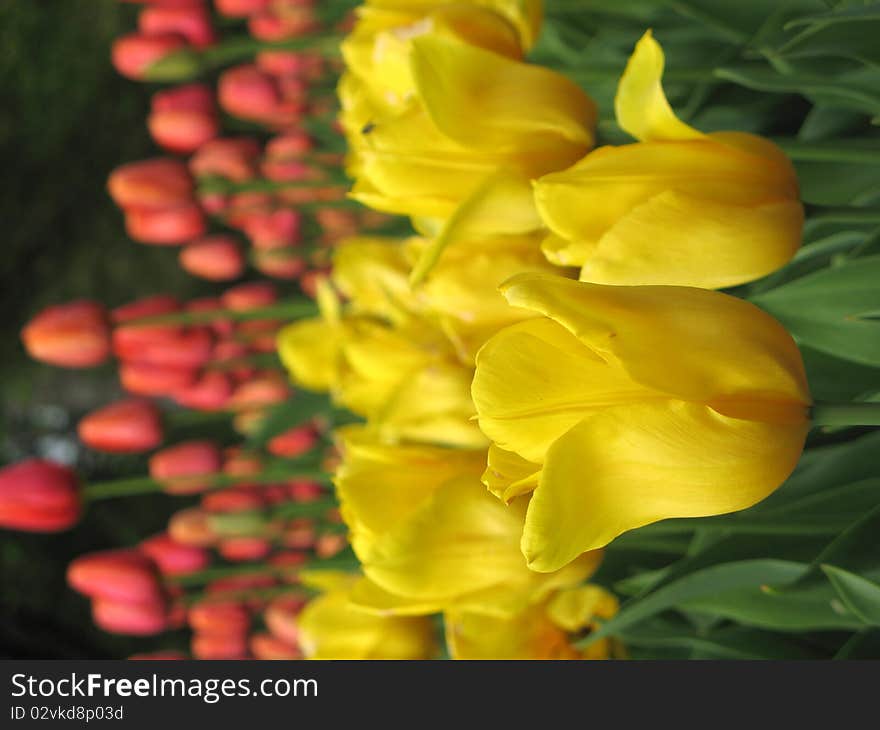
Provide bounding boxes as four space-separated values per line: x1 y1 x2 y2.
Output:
112 294 181 323
218 65 285 126
108 158 194 210
250 632 302 660
179 236 245 281
189 137 260 182
214 0 270 17
111 32 191 81
223 448 263 477
0 460 81 533
93 598 169 636
242 209 301 250
315 532 347 559
139 5 217 48
219 537 273 562
67 549 165 604
139 532 210 576
264 595 306 646
267 425 318 458
287 479 323 503
248 6 317 41
207 574 276 611
281 519 315 550
149 440 222 494
191 631 249 659
202 486 264 513
148 84 219 154
221 281 277 311
229 372 290 409
119 361 198 397
113 324 214 369
252 248 306 280
189 600 250 634
21 301 110 368
78 399 163 453
174 370 234 411
125 203 206 245
168 507 216 547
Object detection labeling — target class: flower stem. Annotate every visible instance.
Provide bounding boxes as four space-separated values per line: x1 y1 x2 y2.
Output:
124 300 318 326
811 402 880 427
83 468 331 502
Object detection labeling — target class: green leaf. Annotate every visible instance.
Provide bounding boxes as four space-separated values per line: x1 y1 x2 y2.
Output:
751 254 880 366
823 565 880 625
577 559 808 647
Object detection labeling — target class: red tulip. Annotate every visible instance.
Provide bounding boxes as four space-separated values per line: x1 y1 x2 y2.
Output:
264 595 306 646
191 631 249 659
67 549 164 604
189 137 260 182
168 507 216 547
139 532 210 576
21 301 110 368
111 32 190 81
139 5 217 48
229 372 290 409
248 4 318 41
221 281 277 311
250 632 302 659
93 598 170 636
173 370 234 411
214 0 270 16
189 600 251 634
119 361 198 397
242 208 302 250
267 424 318 458
149 440 222 494
149 84 218 153
112 294 180 323
125 203 206 245
252 248 306 280
218 65 283 124
113 325 214 369
179 236 245 281
0 460 80 533
219 537 273 562
108 158 194 210
78 399 163 453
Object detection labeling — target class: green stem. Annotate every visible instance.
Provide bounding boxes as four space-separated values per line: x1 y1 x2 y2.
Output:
83 468 331 502
167 551 359 588
178 584 315 607
198 177 348 196
811 402 880 427
124 300 318 327
775 140 880 165
199 34 343 70
807 206 880 224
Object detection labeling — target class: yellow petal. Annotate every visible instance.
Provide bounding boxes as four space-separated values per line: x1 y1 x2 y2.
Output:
483 444 540 503
500 274 811 415
581 190 804 288
410 169 542 284
472 317 655 462
350 577 447 616
523 400 810 571
614 30 703 142
546 585 619 632
410 33 595 174
298 589 435 659
276 318 341 392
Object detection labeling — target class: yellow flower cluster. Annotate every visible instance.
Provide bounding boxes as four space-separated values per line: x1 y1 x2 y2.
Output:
277 2 811 659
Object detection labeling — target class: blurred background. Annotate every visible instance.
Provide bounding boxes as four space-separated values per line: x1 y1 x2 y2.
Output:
0 0 217 658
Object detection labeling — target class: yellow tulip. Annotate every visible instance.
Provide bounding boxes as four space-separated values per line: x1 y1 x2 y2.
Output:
296 572 436 660
471 273 811 572
277 272 484 448
347 32 596 225
335 426 603 616
533 30 803 289
445 585 619 659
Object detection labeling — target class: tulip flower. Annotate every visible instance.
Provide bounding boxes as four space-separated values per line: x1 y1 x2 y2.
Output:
334 427 602 616
113 324 214 369
179 236 245 281
533 31 803 289
111 32 187 80
119 361 198 396
252 249 306 280
471 273 811 571
139 533 210 576
67 549 165 605
188 601 251 634
228 372 290 409
221 281 278 310
191 632 250 659
214 0 270 16
139 5 217 48
108 158 194 210
296 572 436 660
112 293 180 323
190 137 261 183
267 425 319 458
344 32 595 227
0 460 81 533
168 507 217 547
149 440 223 494
21 301 111 368
148 83 219 153
241 209 302 250
219 537 273 561
92 598 170 636
218 65 302 128
445 585 619 660
125 203 206 245
250 633 302 660
248 2 318 41
78 399 164 453
264 595 306 646
174 371 234 411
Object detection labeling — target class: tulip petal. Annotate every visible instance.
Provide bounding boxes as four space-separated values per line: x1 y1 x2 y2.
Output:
276 318 341 392
615 30 703 143
500 274 811 414
472 317 656 462
522 400 809 571
410 34 595 172
581 190 804 288
483 444 540 503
